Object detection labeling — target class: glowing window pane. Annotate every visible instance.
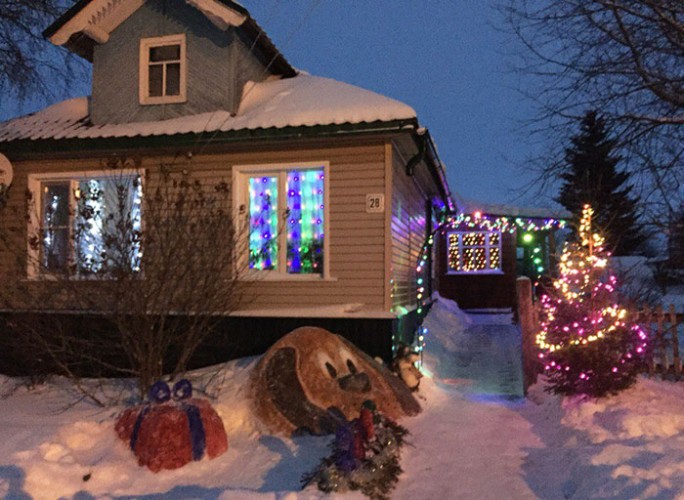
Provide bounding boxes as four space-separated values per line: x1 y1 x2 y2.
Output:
490 246 501 269
286 168 324 274
248 176 278 270
447 233 461 271
74 175 142 275
41 182 70 272
40 175 142 276
463 233 486 247
447 230 502 273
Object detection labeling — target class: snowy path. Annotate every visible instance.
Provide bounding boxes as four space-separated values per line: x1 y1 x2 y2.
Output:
422 301 524 398
396 378 540 500
437 322 523 397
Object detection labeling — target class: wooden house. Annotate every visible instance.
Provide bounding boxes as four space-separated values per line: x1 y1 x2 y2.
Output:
435 199 568 312
0 0 451 364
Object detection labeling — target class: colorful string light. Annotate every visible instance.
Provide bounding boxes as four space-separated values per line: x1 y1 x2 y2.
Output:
535 205 648 380
412 211 567 357
248 168 325 274
445 211 566 234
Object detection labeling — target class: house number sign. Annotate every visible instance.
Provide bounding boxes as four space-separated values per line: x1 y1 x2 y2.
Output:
366 193 385 213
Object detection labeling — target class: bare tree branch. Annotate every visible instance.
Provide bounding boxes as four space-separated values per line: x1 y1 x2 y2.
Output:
0 0 88 105
502 0 684 226
0 159 254 400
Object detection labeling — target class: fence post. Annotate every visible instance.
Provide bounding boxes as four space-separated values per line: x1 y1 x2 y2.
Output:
644 304 655 374
656 305 667 379
670 304 681 379
516 277 538 395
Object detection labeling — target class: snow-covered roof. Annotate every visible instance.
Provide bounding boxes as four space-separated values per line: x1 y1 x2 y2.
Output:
0 75 417 144
452 190 571 220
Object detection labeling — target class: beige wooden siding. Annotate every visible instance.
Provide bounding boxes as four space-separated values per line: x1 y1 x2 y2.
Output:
390 144 428 312
0 141 389 313
231 144 388 311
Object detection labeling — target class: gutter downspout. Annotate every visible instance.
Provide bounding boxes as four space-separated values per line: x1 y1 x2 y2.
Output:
406 127 454 213
406 129 427 177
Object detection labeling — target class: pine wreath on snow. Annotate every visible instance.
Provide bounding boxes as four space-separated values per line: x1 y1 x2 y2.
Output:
301 400 409 500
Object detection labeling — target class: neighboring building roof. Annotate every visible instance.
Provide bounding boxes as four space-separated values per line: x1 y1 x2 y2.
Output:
452 191 571 220
0 74 416 143
43 0 296 77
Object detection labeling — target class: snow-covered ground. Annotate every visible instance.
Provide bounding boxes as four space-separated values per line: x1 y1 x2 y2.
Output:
2 298 684 499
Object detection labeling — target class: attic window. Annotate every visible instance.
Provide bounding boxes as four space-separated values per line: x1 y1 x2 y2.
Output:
139 34 186 105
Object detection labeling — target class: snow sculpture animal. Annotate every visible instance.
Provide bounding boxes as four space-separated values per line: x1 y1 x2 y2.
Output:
250 327 421 436
391 345 423 391
115 380 228 472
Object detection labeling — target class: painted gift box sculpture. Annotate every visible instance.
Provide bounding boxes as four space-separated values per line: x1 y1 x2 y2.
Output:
250 326 421 436
115 379 228 472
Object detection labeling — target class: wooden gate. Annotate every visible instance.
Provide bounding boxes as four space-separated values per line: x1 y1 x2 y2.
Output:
638 304 683 379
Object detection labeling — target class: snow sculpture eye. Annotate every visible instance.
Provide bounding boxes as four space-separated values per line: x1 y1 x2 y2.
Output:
339 347 359 375
317 352 337 379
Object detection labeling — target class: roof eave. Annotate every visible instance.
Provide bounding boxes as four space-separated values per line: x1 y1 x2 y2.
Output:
415 130 455 212
43 0 249 39
0 119 419 157
42 0 93 40
239 18 297 78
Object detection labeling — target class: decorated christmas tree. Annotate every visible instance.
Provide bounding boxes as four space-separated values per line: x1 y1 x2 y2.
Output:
536 205 648 397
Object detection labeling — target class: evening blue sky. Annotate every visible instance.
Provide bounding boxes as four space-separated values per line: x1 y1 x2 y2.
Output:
2 1 552 209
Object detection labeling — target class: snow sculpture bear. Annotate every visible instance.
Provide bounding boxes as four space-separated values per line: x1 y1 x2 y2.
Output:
250 327 421 436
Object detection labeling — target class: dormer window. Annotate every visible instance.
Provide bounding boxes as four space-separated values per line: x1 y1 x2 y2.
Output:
139 34 186 105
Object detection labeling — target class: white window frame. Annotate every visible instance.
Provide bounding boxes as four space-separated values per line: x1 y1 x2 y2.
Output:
233 162 331 281
27 169 144 280
139 34 187 105
446 230 503 275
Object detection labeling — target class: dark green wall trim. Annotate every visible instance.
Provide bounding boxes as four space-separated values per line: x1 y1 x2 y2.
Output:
0 312 405 378
1 119 419 158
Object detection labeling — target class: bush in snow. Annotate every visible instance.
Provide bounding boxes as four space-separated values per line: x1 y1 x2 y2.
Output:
537 205 649 397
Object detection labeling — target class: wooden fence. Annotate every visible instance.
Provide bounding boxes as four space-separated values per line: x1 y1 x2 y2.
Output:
639 304 683 379
518 289 683 390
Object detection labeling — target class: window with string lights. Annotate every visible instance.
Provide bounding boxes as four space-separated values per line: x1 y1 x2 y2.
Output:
27 171 143 278
234 162 329 279
446 230 502 274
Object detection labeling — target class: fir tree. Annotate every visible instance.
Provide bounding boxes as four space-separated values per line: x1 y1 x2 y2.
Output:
537 205 648 397
557 111 646 255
